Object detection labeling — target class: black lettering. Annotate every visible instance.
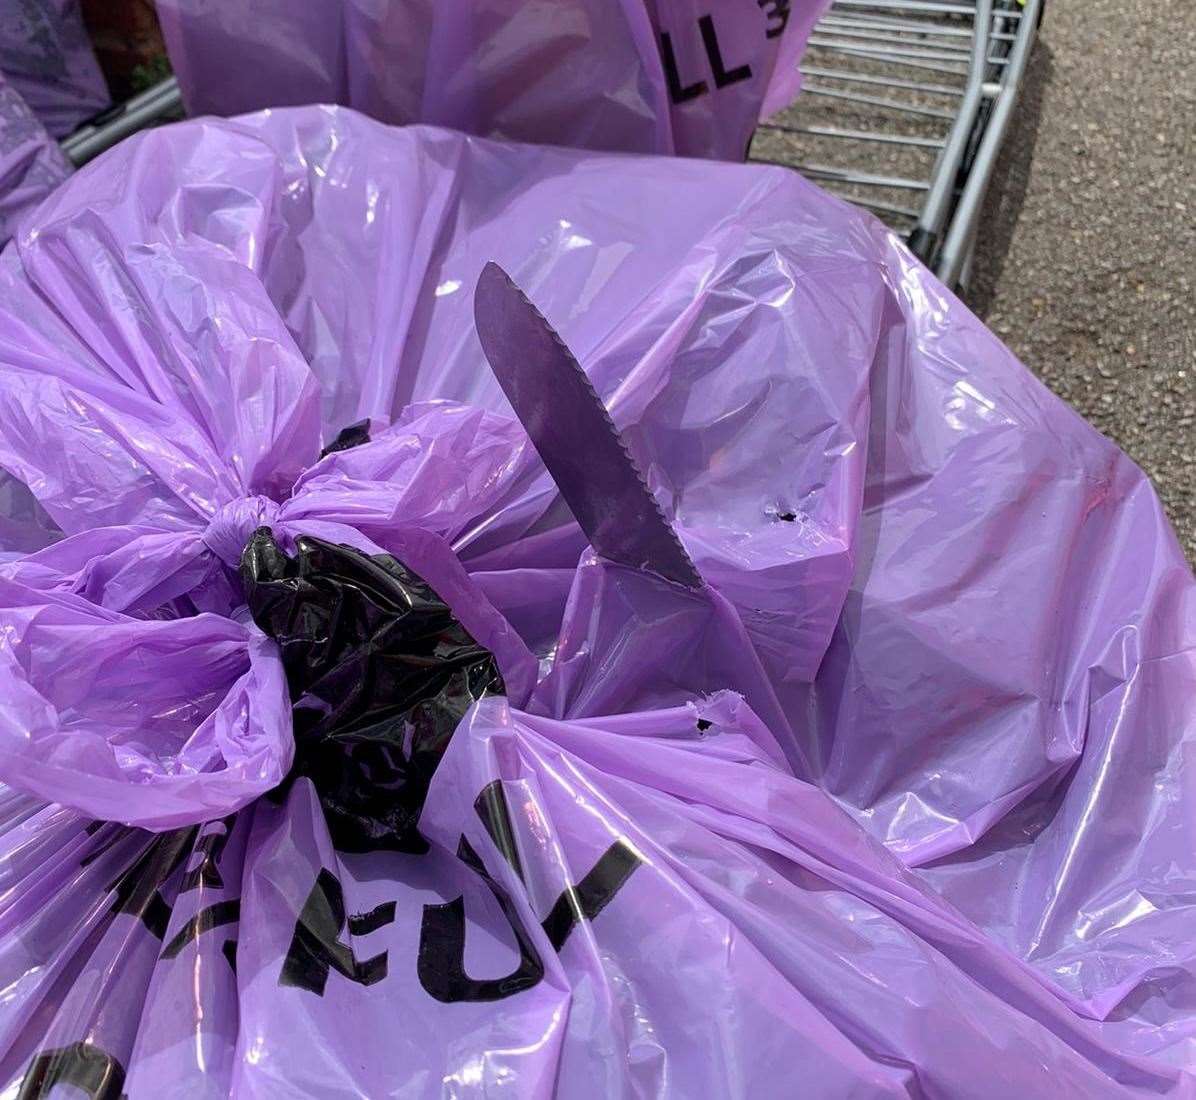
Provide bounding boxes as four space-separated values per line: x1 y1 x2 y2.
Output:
660 30 707 103
279 869 392 995
79 823 129 869
106 830 194 938
473 781 525 882
699 15 753 88
18 1042 126 1100
417 783 642 1002
417 835 546 1004
759 0 790 39
161 900 241 960
540 840 641 953
179 816 236 893
348 901 397 936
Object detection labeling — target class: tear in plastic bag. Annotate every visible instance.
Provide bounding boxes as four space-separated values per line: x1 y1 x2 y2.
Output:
156 0 829 160
0 110 1192 1096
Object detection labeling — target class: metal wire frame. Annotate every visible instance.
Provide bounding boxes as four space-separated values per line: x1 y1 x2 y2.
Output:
754 0 1043 289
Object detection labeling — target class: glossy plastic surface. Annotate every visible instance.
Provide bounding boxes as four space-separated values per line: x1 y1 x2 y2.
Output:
0 110 1192 1096
241 528 508 854
156 0 826 160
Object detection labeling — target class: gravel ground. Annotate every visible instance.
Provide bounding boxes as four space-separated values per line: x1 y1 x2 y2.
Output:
754 0 1195 562
970 0 1195 563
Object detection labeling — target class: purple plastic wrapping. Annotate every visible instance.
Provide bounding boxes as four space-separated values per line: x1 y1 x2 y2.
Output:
0 71 69 250
0 109 1192 1096
0 0 108 139
156 0 828 160
0 0 108 247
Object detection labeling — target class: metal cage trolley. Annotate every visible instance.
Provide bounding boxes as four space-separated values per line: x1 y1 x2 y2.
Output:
752 0 1043 289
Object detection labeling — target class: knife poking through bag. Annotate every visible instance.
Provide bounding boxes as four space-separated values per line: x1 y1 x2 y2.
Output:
474 262 702 590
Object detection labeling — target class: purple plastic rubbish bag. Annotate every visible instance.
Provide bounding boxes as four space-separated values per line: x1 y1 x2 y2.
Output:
0 1 109 246
0 109 1193 1096
156 0 828 160
0 72 69 249
0 0 108 139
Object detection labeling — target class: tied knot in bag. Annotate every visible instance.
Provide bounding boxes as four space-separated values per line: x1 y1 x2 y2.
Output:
202 495 282 568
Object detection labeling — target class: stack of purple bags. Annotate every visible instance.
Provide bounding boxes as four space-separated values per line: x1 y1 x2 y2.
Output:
0 5 1191 1098
155 0 823 159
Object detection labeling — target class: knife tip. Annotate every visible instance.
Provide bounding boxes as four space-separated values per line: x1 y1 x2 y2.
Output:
478 259 512 287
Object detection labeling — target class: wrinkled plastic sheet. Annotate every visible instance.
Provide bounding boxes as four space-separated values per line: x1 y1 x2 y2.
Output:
0 109 1192 1096
156 0 828 160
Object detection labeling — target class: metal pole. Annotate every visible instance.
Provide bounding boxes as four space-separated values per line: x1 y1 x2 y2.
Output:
800 65 964 97
907 0 993 262
832 0 990 15
937 0 1043 287
802 86 956 119
764 123 946 148
60 77 183 166
796 165 931 190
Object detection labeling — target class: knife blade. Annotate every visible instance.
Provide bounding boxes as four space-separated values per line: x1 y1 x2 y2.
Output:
474 261 701 588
